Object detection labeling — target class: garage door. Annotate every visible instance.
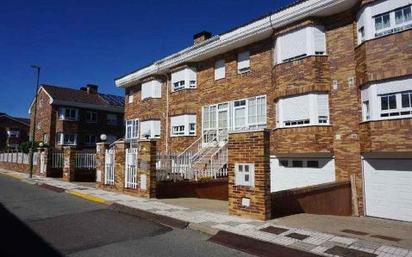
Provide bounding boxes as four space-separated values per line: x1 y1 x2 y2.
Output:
363 158 412 222
270 157 335 192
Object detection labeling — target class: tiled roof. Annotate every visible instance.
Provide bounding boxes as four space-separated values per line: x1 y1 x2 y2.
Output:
41 84 124 108
0 113 30 126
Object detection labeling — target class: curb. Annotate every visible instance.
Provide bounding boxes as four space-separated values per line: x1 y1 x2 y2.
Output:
188 223 219 236
110 203 189 229
67 191 107 204
0 172 25 181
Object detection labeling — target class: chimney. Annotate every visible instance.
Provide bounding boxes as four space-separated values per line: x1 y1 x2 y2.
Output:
80 87 87 92
85 84 98 94
193 31 212 44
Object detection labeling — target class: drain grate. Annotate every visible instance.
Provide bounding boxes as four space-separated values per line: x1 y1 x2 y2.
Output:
325 246 377 257
286 232 310 240
260 226 289 235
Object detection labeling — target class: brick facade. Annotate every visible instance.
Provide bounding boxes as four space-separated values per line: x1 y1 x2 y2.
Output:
0 114 30 150
118 1 412 219
30 86 124 150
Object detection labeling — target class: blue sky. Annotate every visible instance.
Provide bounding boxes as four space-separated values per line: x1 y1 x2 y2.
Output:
0 0 294 118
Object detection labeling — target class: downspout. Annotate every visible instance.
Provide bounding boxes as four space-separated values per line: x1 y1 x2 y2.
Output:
157 70 170 155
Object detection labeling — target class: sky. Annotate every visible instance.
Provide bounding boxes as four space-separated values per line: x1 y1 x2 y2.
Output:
0 0 295 118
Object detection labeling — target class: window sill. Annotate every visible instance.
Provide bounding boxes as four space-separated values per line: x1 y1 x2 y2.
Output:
170 88 197 94
141 97 162 102
170 134 196 138
237 69 251 75
355 26 412 49
274 54 328 67
273 124 332 130
360 116 412 124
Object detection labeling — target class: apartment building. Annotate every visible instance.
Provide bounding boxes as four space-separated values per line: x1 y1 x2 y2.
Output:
0 113 30 150
115 0 412 222
29 84 125 150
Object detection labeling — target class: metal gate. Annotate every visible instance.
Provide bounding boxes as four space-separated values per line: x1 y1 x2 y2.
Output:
125 148 138 189
104 149 115 185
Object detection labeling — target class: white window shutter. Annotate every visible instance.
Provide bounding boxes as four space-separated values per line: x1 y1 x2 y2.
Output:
314 26 326 53
141 82 151 100
278 27 308 61
215 59 225 80
237 51 250 71
153 120 161 137
153 80 162 98
317 94 329 117
140 121 151 139
283 94 310 121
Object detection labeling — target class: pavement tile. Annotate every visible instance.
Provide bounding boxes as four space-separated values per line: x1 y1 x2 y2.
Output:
289 241 318 251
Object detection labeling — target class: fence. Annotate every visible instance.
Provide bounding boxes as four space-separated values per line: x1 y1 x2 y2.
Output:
104 149 115 185
0 151 37 165
51 152 64 168
75 152 96 169
125 148 138 189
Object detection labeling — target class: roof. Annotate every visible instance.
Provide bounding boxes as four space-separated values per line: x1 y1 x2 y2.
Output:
0 113 30 126
41 84 124 108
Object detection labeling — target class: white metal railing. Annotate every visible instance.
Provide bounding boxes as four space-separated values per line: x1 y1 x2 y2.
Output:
0 151 31 165
209 144 228 178
51 152 64 168
125 148 138 189
104 149 115 185
75 152 96 169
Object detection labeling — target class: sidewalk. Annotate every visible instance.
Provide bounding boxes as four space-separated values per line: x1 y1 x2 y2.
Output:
1 169 411 257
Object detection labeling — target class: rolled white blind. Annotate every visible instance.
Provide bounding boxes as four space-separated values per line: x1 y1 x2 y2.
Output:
140 121 151 138
278 27 307 61
215 59 225 80
282 94 310 121
141 82 151 100
171 69 185 84
152 80 162 98
317 94 329 117
237 51 250 70
313 26 326 53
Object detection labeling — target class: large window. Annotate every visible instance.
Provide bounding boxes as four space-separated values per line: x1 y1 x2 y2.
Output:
202 95 266 134
276 93 329 128
56 133 77 145
171 67 197 92
140 120 161 139
125 119 139 139
170 115 196 137
141 79 162 100
275 25 326 64
58 107 78 121
361 77 412 121
357 1 412 43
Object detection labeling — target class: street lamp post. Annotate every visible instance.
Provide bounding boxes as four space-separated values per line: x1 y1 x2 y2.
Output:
29 65 41 178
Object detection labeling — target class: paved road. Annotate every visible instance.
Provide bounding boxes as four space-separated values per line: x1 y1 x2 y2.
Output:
0 175 253 257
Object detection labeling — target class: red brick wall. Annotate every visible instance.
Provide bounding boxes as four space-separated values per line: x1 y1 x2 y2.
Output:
228 130 271 220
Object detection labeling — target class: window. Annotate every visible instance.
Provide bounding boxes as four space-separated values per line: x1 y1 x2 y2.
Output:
279 160 289 167
126 119 139 139
128 95 134 103
234 100 246 129
7 130 19 138
375 13 391 31
363 101 370 121
56 133 77 145
235 163 255 187
140 120 161 139
307 160 319 168
107 114 117 125
171 115 196 136
141 79 162 100
292 160 303 167
361 77 412 121
189 123 196 135
171 67 197 92
395 6 411 25
214 59 225 80
237 51 250 74
275 25 326 64
358 26 365 43
58 107 78 121
85 135 96 146
86 111 97 123
276 93 329 128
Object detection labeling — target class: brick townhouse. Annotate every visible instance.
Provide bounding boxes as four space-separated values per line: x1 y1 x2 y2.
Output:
114 0 412 222
29 84 125 150
0 113 30 150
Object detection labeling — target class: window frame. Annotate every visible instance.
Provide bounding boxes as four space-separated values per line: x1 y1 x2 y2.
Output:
86 111 97 123
84 134 97 146
214 59 226 80
125 119 139 140
58 107 79 121
237 51 251 74
56 132 77 146
170 115 197 137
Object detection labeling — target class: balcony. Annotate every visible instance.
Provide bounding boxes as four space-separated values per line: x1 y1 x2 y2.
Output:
355 29 412 87
360 118 412 153
270 125 333 155
273 56 330 99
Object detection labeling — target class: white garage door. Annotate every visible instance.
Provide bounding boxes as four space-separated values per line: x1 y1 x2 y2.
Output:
270 157 335 192
363 158 412 222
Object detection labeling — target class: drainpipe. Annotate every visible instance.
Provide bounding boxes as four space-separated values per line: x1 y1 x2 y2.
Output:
157 72 170 155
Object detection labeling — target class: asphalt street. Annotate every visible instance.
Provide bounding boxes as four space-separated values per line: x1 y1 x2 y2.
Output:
0 175 253 257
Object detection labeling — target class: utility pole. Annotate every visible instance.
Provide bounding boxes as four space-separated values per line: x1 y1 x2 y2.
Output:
29 65 41 178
